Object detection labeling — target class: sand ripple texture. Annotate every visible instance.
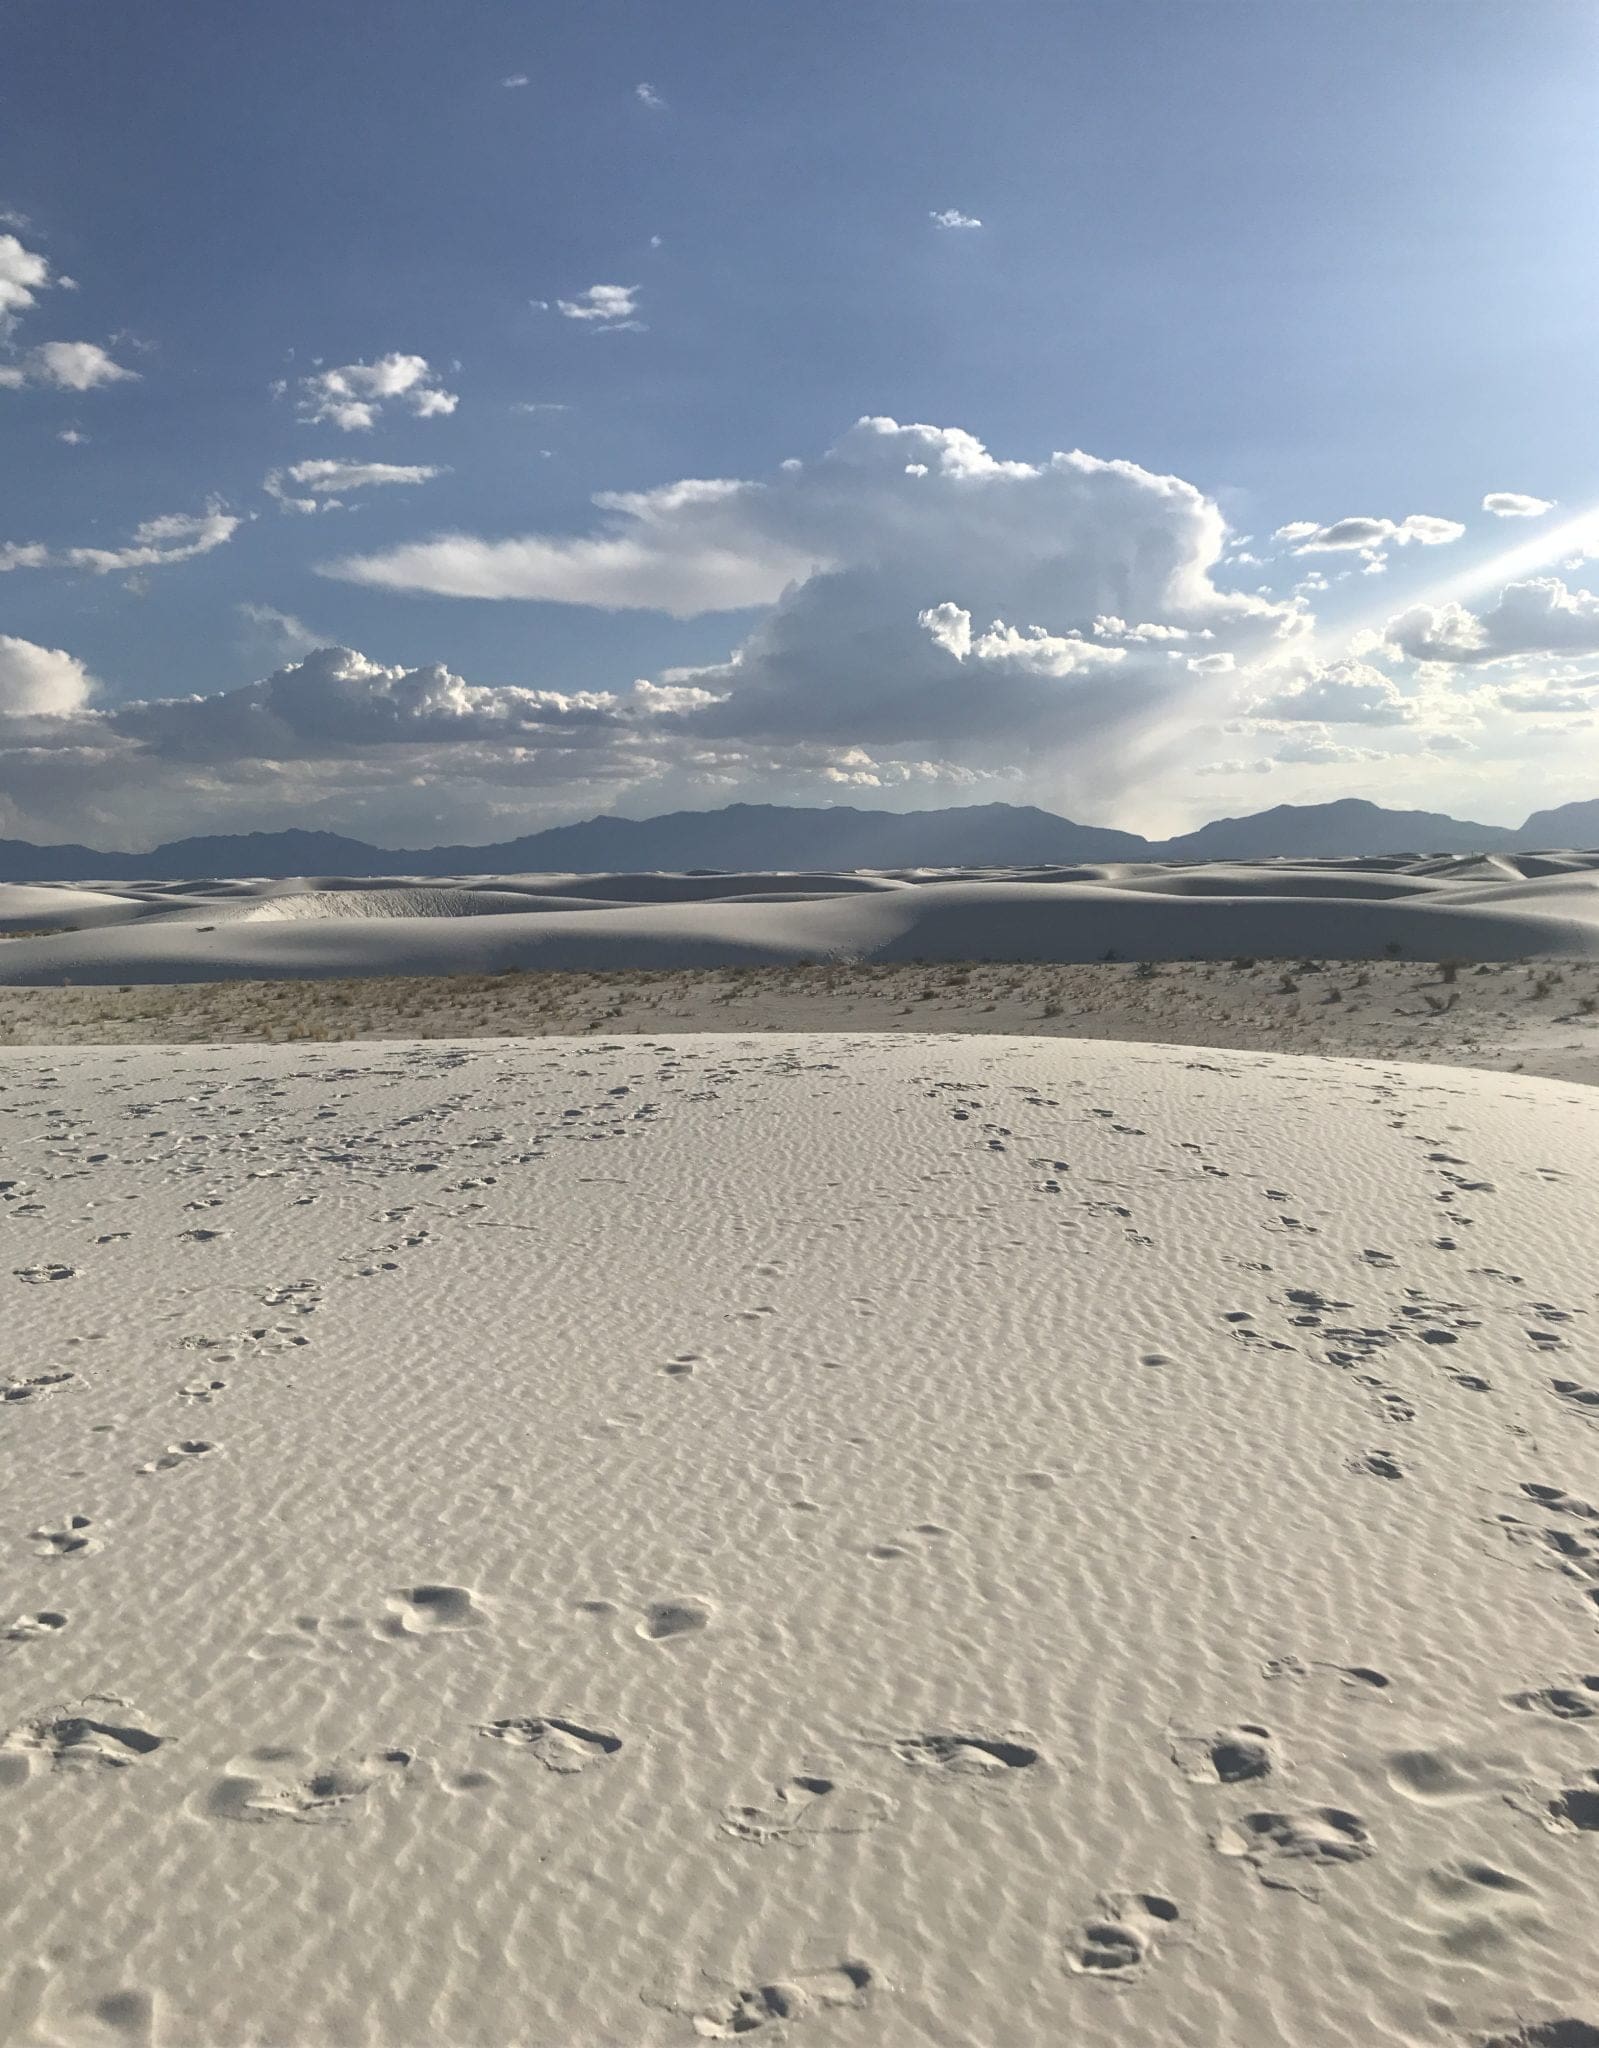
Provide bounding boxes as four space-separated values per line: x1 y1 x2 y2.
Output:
2 1031 1598 2047
5 851 1599 984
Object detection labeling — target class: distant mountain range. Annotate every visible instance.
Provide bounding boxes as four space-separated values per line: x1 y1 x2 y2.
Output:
2 797 1597 882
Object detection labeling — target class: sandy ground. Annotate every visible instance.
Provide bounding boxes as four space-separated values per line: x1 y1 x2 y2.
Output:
3 1029 1598 2047
2 955 1598 1083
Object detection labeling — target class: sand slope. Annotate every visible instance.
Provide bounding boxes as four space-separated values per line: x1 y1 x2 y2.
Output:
2 1032 1598 2045
4 854 1599 985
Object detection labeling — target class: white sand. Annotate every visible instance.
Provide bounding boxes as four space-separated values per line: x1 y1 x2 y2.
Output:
4 1030 1598 2046
5 853 1599 985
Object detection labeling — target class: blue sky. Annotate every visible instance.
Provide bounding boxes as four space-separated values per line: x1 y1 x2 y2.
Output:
3 0 1599 846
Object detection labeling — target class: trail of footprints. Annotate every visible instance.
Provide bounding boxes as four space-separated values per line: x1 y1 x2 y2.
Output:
6 1049 1599 2037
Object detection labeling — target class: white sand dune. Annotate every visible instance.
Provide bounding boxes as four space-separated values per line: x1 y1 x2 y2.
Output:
4 853 1599 986
3 1030 1598 2045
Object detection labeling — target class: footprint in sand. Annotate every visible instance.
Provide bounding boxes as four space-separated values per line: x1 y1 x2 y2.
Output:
1213 1806 1373 1893
690 1962 875 2038
1171 1724 1277 1784
1506 1678 1599 1721
1542 1775 1599 1834
721 1774 892 1845
31 1515 97 1558
636 1599 712 1642
891 1732 1041 1776
477 1717 621 1774
14 1263 75 1283
382 1584 486 1636
200 1746 412 1824
135 1439 217 1474
1066 1892 1180 1979
0 1697 167 1782
3 1611 68 1643
3 1370 80 1405
1482 2025 1599 2048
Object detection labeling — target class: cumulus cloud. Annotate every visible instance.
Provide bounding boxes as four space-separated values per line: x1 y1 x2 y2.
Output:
1277 513 1465 555
1483 491 1554 518
264 458 445 514
28 340 138 390
288 354 458 432
635 82 664 108
931 209 982 229
0 634 96 715
0 230 55 332
1249 658 1413 725
3 422 1328 837
1385 576 1599 665
104 646 625 761
919 604 1130 676
1 236 139 393
501 73 529 87
555 284 643 329
0 504 240 575
327 420 1302 782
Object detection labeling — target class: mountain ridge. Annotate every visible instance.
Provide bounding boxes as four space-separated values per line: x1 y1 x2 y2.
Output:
0 796 1588 883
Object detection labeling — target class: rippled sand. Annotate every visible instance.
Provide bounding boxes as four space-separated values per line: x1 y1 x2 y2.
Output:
4 1032 1598 2044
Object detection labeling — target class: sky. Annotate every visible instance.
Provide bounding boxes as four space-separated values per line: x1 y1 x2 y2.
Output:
3 0 1599 849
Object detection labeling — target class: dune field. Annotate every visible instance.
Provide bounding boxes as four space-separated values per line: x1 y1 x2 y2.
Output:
3 853 1599 988
3 1024 1598 2047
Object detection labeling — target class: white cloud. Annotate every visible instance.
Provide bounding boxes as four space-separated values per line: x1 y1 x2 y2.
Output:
1280 512 1465 555
511 400 569 414
264 458 445 513
0 504 240 576
1483 491 1554 518
327 475 814 613
1385 576 1599 665
0 634 96 715
555 284 643 329
237 604 321 660
930 209 982 230
32 339 137 389
0 339 139 390
0 231 53 331
1250 657 1413 725
920 604 1129 676
1271 731 1385 765
57 426 87 445
502 73 529 88
635 82 664 108
290 354 458 432
326 417 1299 784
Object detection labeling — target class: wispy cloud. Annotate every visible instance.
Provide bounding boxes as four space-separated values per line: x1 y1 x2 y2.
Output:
1483 491 1554 519
1 503 241 575
635 82 665 108
930 208 982 230
501 73 529 88
555 284 644 330
264 458 445 514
